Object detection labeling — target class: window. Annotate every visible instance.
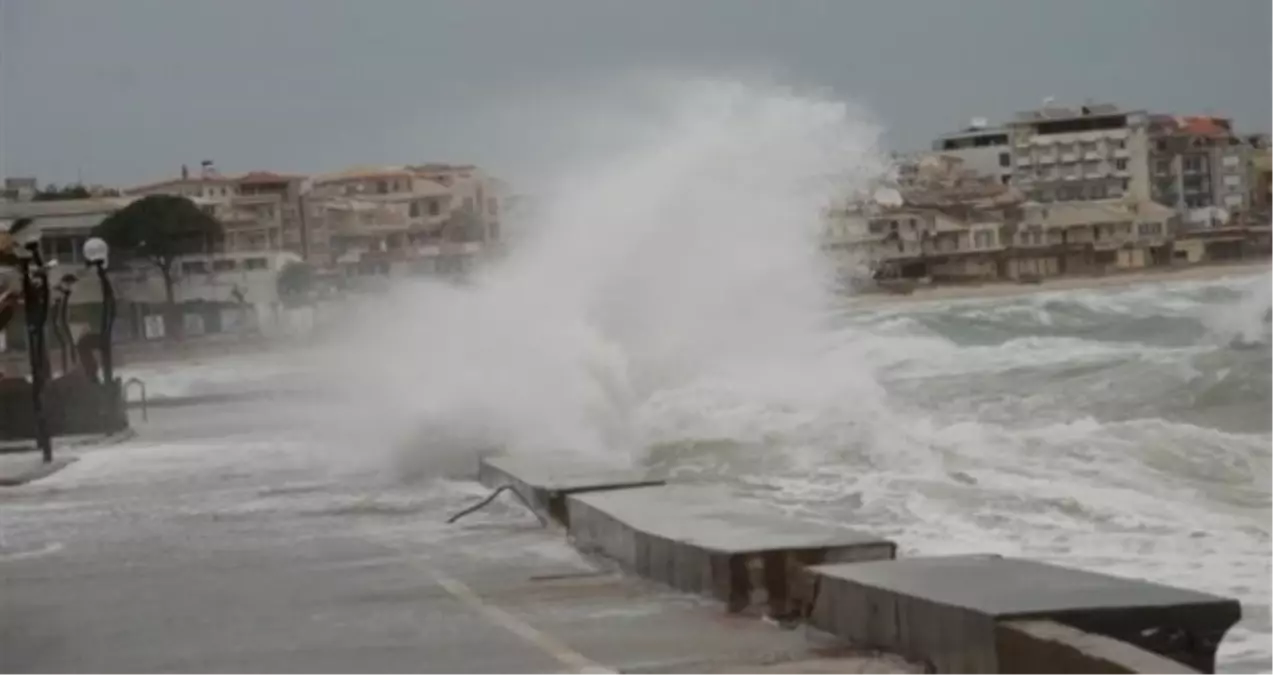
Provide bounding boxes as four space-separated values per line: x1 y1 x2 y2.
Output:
1137 222 1163 237
409 201 421 218
1120 178 1130 191
868 221 887 234
428 200 441 216
998 152 1010 168
1115 159 1128 171
973 230 995 248
182 261 208 275
244 258 268 270
1113 139 1126 149
212 259 237 272
1001 175 1011 185
907 218 918 230
376 180 389 194
487 197 499 215
1183 156 1205 173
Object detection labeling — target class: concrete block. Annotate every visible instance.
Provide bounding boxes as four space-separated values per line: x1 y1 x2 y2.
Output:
807 555 1240 673
996 620 1199 674
477 454 665 527
567 483 896 619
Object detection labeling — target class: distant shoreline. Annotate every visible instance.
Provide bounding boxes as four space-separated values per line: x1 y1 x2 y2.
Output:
847 260 1271 307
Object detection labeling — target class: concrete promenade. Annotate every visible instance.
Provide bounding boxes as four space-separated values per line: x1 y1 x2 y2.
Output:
0 401 913 673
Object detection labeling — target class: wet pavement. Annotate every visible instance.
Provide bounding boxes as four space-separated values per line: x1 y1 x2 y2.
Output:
0 402 913 673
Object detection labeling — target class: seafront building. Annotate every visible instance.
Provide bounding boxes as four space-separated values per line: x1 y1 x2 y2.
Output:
0 160 509 348
834 100 1271 286
930 119 1014 186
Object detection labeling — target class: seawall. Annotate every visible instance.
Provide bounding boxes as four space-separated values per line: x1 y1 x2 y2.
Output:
471 454 1241 674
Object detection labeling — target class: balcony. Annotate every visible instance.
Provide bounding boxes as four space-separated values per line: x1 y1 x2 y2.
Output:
1113 147 1130 159
1060 152 1080 163
1037 154 1058 165
1016 156 1034 167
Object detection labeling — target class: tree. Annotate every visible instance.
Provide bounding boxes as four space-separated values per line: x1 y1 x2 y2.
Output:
33 184 92 201
276 261 314 308
94 195 222 340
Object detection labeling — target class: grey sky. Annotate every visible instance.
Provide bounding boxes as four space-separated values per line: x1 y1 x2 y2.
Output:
2 0 1269 188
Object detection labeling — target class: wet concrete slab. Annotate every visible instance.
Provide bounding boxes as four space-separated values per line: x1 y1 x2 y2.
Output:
0 455 77 486
808 555 1240 673
567 484 895 618
477 454 665 526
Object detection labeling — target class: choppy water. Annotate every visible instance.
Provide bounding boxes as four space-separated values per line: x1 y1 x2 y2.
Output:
644 272 1272 673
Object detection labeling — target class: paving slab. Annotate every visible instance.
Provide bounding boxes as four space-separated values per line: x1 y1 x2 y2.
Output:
567 483 896 620
807 555 1240 673
477 454 665 526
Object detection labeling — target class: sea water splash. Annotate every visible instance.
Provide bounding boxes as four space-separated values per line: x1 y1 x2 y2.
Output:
311 77 887 472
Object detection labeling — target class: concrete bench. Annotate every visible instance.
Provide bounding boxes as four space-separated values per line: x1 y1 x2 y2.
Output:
807 555 1240 673
567 483 896 620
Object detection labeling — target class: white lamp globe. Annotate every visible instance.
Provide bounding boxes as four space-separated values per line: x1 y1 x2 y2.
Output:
83 237 110 265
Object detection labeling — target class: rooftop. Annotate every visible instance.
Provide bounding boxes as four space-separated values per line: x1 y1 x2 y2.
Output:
0 196 135 222
313 165 414 184
237 171 306 185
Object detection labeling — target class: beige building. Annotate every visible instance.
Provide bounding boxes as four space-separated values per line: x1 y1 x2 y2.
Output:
126 163 316 262
310 163 504 278
826 154 1020 282
1006 199 1175 279
1009 103 1151 205
1147 116 1268 224
1254 149 1272 217
930 119 1014 185
826 150 1181 284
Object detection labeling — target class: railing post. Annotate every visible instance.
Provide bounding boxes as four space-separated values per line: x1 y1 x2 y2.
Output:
123 377 147 422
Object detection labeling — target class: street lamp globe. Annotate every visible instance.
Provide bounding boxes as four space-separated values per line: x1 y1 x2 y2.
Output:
83 237 110 265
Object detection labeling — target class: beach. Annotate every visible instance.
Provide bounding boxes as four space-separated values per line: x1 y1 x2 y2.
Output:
850 260 1272 307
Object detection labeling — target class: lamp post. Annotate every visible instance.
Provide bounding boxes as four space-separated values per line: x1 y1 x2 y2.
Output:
53 273 78 375
83 237 115 387
11 218 53 463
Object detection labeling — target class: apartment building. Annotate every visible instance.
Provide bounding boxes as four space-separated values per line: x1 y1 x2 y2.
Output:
826 149 1181 283
125 162 311 260
1008 103 1150 204
310 163 503 278
1253 148 1272 216
235 171 313 260
930 119 1014 185
826 154 1020 281
1146 116 1250 221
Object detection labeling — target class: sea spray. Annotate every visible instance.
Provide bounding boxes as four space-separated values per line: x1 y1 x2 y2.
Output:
305 76 889 476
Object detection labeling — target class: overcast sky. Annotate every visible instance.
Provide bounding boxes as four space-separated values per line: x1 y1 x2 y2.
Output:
2 0 1269 188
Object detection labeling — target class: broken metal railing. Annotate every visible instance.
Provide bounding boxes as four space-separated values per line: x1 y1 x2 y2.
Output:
446 484 547 527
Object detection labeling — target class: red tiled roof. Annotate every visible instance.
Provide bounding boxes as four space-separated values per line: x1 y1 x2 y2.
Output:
1175 116 1232 137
